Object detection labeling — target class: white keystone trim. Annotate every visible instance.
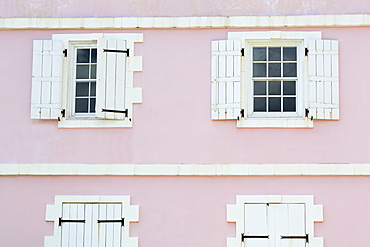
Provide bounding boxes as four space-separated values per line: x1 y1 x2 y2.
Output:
227 195 323 247
1 14 370 29
44 195 139 247
1 163 370 176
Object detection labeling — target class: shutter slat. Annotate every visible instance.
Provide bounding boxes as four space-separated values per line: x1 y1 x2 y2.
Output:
211 40 241 120
98 204 107 247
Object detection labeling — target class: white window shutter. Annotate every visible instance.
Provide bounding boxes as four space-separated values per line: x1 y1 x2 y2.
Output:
244 204 269 247
31 40 63 119
278 204 306 247
308 39 339 120
98 204 122 247
96 38 127 120
61 204 85 247
211 40 241 120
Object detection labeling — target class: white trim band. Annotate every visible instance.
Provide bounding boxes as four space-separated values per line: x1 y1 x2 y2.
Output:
1 14 370 29
1 163 370 176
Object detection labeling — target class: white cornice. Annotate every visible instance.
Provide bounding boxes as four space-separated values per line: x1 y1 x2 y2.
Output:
0 14 370 29
1 163 370 176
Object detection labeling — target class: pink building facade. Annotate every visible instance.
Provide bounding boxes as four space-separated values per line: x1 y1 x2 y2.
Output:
1 1 370 246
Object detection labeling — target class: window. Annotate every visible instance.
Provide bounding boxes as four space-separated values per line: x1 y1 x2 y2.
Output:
211 31 339 128
30 33 143 128
227 195 323 247
44 195 139 247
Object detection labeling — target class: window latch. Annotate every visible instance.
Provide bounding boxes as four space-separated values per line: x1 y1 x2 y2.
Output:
241 48 245 56
102 108 128 118
97 218 124 227
281 234 309 243
241 233 269 242
305 47 309 56
63 49 67 57
103 49 130 57
58 217 85 226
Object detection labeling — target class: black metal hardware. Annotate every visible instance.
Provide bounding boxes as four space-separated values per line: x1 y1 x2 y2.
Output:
61 109 65 118
240 109 244 118
63 49 67 57
305 47 309 56
281 234 309 243
101 108 128 118
103 49 130 57
241 233 269 242
98 218 124 227
241 48 245 56
59 217 85 227
305 108 313 121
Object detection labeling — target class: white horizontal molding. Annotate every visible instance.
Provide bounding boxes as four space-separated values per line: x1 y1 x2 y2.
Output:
1 163 370 176
1 14 370 29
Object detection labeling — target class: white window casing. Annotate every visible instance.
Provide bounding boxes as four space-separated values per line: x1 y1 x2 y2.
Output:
44 195 139 247
227 195 323 247
211 31 339 128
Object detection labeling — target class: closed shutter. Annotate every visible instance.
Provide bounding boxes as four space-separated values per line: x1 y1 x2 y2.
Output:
96 38 128 120
243 204 269 247
211 40 241 120
308 39 339 120
31 40 63 119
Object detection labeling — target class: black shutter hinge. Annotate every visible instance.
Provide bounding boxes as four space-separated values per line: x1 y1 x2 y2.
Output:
305 108 313 121
237 109 245 121
59 217 85 227
63 49 67 57
241 233 269 242
102 108 128 118
58 109 66 121
241 48 245 56
305 47 309 56
281 234 309 243
98 218 124 227
103 49 130 57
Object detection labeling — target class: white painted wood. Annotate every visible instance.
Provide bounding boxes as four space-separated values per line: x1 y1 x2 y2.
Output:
211 40 241 120
98 204 108 247
244 204 269 247
308 39 339 120
31 40 63 119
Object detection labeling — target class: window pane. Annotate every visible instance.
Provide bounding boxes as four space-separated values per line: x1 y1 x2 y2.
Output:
268 63 281 77
268 47 281 61
283 47 297 61
90 82 96 96
91 49 97 63
75 98 88 113
283 81 296 95
90 98 96 113
268 97 281 112
254 81 266 95
268 81 281 95
253 63 266 77
253 47 266 61
283 63 297 77
76 65 89 79
77 49 90 63
76 82 89 97
90 65 97 79
283 97 296 112
254 97 266 112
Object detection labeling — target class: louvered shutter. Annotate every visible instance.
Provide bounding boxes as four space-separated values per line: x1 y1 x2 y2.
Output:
31 40 63 119
211 40 241 120
96 38 128 120
308 39 339 120
243 204 269 247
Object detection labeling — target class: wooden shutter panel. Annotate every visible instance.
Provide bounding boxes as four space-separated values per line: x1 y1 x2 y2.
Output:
96 38 127 120
31 40 63 119
308 39 339 120
98 204 122 247
211 40 241 120
61 204 86 247
244 204 269 247
278 204 306 247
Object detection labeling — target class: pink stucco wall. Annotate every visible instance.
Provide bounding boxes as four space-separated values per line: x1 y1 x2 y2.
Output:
1 176 369 247
1 0 370 17
0 27 369 164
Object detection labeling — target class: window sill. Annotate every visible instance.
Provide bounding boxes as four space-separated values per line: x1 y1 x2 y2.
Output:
237 117 313 128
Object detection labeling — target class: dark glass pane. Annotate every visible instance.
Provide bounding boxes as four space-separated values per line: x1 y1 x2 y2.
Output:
283 47 297 61
253 63 266 77
268 47 281 61
254 81 266 95
91 49 97 63
268 63 281 77
76 82 89 96
268 97 281 112
283 63 297 77
90 82 96 96
77 49 90 63
268 81 281 95
76 65 89 79
253 47 266 61
90 65 97 79
283 97 296 112
283 81 296 95
75 98 88 113
254 97 266 112
90 98 96 113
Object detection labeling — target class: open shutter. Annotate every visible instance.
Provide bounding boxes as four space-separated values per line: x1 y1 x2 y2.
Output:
211 40 241 120
308 39 339 120
278 204 307 247
98 204 123 247
61 204 86 247
31 40 63 119
96 38 127 120
243 204 269 247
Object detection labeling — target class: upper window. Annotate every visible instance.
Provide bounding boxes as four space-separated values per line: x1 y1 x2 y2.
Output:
30 33 143 128
211 31 339 128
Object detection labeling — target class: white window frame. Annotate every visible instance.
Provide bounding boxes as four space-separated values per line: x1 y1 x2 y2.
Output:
44 195 139 247
227 195 323 247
